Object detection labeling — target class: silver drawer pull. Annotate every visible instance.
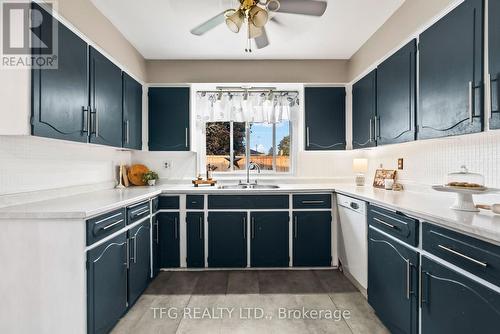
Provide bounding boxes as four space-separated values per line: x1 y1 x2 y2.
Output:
437 245 488 268
373 217 397 229
131 207 149 216
93 212 122 225
405 259 410 300
302 200 325 204
101 219 123 231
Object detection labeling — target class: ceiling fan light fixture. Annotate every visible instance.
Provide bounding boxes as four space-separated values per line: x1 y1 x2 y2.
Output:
225 9 244 33
249 5 268 27
248 21 263 39
266 0 280 12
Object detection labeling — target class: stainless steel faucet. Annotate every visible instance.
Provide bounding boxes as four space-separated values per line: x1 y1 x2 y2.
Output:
244 162 261 185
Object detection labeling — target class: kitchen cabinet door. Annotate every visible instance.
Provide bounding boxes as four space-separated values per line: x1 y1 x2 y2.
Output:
122 73 143 150
89 46 123 147
419 0 483 139
186 212 205 268
293 211 332 267
31 4 89 143
250 212 289 267
152 215 160 277
489 0 500 129
368 227 419 334
158 212 180 268
304 87 346 150
208 212 247 268
128 221 150 307
148 87 190 151
421 256 500 334
352 70 377 149
87 233 127 334
377 40 416 145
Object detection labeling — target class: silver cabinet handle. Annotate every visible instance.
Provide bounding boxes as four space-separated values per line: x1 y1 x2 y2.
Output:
91 108 99 137
488 74 494 119
468 81 474 123
437 244 487 267
374 116 379 139
243 217 247 239
369 118 373 142
302 200 324 204
129 236 136 264
251 217 255 239
101 219 123 231
306 127 310 147
185 128 188 148
94 212 122 226
199 216 203 240
126 239 130 269
82 106 89 133
125 120 130 144
405 259 410 300
155 220 159 244
174 217 178 240
373 217 397 229
294 216 298 238
131 207 149 215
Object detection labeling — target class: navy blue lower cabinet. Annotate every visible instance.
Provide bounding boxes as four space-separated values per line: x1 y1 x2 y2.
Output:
158 212 180 268
292 211 332 267
128 221 151 307
186 212 205 268
250 212 289 267
208 212 247 268
421 256 500 334
152 215 160 277
87 233 127 334
368 227 419 334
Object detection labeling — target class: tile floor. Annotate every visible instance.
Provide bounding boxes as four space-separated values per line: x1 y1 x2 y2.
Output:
112 270 388 334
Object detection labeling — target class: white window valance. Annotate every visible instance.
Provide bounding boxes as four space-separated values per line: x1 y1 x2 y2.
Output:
195 91 299 124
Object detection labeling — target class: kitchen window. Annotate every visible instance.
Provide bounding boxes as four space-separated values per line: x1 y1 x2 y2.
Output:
206 120 291 173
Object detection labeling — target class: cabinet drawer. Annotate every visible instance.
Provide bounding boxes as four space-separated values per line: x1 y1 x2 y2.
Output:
208 195 289 209
368 205 419 246
86 209 126 245
158 196 180 209
187 195 204 210
152 197 159 213
422 223 500 286
127 201 150 224
293 194 331 209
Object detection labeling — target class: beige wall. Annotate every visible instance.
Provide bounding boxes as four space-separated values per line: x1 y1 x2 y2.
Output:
347 0 459 82
55 0 147 81
147 60 348 84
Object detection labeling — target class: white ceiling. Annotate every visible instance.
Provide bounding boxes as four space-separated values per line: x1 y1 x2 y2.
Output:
91 0 404 60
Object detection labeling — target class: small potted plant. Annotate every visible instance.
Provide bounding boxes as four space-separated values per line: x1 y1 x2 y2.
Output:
142 171 159 186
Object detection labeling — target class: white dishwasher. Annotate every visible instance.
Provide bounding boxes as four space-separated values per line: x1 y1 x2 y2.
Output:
337 193 367 289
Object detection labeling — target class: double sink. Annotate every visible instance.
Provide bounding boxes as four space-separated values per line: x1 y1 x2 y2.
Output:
219 183 280 190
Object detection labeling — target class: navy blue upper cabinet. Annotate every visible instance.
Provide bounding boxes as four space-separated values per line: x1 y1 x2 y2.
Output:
352 70 377 149
368 227 419 334
489 0 500 129
376 40 417 145
421 256 500 334
148 87 190 151
31 4 89 143
293 211 332 267
89 47 123 147
304 87 346 150
250 212 289 267
122 73 143 150
208 212 247 268
419 0 484 139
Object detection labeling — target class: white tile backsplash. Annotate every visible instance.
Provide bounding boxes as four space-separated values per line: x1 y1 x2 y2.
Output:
131 151 197 180
0 136 130 196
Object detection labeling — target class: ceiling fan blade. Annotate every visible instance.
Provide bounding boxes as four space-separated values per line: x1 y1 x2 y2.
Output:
274 0 327 16
190 11 228 36
255 27 270 49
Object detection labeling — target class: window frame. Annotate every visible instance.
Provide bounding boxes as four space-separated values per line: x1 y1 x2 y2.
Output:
205 120 294 176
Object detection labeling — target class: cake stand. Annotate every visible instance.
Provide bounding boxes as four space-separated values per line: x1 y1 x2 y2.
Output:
432 185 500 212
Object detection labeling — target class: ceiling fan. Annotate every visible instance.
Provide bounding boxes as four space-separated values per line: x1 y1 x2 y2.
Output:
190 0 328 52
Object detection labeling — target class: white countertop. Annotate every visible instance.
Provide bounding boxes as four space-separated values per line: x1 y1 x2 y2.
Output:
1 182 499 245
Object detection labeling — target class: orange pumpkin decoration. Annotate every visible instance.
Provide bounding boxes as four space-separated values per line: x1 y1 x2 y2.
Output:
127 164 149 186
